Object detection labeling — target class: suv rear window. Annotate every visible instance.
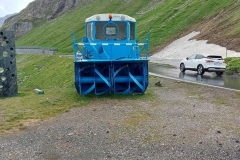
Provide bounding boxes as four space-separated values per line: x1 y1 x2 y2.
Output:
207 55 223 59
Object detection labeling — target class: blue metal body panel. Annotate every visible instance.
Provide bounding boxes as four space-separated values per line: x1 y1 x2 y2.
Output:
72 14 150 95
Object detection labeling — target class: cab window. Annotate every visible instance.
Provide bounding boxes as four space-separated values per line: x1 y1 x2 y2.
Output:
130 22 135 40
87 23 93 40
95 22 126 40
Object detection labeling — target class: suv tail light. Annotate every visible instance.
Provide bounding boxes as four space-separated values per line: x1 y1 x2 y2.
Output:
205 60 214 63
223 60 226 63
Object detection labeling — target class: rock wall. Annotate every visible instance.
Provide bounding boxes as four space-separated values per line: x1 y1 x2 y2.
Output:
9 22 33 37
0 30 18 97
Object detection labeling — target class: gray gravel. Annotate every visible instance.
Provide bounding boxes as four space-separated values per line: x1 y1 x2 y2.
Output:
0 79 240 160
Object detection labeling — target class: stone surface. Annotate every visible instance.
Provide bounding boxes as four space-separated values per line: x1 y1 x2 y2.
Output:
0 30 18 97
9 22 33 38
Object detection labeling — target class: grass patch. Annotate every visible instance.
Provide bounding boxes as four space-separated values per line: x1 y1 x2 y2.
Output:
123 112 150 127
149 62 176 68
225 57 240 74
212 99 227 106
0 54 87 134
233 92 240 99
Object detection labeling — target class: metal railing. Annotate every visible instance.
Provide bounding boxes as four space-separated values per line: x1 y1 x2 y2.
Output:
16 46 58 51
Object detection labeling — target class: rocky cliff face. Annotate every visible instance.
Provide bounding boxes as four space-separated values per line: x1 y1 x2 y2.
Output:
0 14 16 27
9 22 33 37
3 0 95 37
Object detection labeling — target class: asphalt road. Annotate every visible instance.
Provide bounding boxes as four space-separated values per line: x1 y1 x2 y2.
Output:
149 57 240 91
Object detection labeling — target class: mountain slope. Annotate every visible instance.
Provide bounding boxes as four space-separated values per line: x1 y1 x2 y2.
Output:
192 1 240 52
0 14 16 27
3 0 95 26
16 0 240 54
2 0 95 37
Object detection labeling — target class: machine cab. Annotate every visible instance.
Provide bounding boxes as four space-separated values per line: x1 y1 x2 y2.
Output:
78 13 139 60
85 13 136 42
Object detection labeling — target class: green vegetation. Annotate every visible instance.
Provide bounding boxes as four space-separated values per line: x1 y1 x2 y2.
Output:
0 55 85 133
123 112 150 127
45 8 53 16
16 0 240 55
149 62 176 68
225 57 240 74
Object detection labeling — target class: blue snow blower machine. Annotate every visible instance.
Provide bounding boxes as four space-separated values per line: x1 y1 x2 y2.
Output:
71 13 150 95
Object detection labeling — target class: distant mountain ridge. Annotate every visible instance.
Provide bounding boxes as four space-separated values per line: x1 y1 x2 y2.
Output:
0 14 16 27
2 0 95 37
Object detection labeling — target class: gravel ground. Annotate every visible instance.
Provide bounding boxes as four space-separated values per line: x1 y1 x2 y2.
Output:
0 78 240 160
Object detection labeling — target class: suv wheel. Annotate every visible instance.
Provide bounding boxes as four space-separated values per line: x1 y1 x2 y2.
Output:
197 65 205 75
216 71 223 76
180 63 185 72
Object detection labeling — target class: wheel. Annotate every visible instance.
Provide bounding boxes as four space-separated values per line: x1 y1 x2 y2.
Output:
216 71 223 76
180 63 185 72
197 65 205 75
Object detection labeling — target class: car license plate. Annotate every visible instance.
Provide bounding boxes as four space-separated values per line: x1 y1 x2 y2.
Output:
214 62 221 66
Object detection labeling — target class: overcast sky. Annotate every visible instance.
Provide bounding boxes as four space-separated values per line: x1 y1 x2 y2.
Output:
0 0 34 17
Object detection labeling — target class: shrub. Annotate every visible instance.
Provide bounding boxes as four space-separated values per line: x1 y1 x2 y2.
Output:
224 57 240 74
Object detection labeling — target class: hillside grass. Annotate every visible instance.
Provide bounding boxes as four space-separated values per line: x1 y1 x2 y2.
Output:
16 0 239 54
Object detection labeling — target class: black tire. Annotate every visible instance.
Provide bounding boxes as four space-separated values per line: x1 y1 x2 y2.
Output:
180 63 185 72
216 71 223 76
197 65 205 75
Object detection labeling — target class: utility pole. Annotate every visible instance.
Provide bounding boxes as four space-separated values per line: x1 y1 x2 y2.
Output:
226 47 227 58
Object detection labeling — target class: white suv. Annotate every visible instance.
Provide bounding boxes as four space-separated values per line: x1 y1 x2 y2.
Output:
180 54 226 76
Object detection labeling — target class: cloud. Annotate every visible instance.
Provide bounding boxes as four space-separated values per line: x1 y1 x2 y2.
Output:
0 3 8 17
0 0 34 17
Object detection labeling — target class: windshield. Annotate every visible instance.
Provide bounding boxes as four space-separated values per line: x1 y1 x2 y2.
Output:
95 22 127 40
